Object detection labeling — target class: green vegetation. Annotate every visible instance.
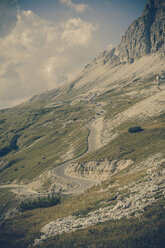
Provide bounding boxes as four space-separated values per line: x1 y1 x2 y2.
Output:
0 100 94 183
0 73 159 184
0 135 19 157
0 189 17 220
0 73 165 248
0 119 6 124
0 199 164 248
79 114 165 164
128 126 143 133
19 195 61 212
37 200 165 248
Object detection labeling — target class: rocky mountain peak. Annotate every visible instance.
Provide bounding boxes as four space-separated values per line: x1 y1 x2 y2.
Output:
141 0 156 18
91 0 165 69
141 0 165 19
116 0 165 63
147 0 165 8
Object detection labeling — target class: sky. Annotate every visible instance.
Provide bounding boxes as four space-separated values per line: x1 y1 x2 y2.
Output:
0 0 147 109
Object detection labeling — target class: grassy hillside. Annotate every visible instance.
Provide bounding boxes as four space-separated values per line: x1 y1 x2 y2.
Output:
79 113 165 164
0 99 94 183
0 187 164 248
0 189 18 221
0 72 165 248
37 199 165 248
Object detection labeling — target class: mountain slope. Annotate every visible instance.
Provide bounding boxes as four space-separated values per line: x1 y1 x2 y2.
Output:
0 0 165 247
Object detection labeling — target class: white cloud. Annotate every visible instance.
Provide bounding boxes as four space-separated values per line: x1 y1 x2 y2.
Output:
0 10 97 109
61 18 96 46
59 0 88 13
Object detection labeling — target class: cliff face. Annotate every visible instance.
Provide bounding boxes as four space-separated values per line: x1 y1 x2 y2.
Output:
150 0 165 54
65 159 133 180
95 0 165 67
116 0 165 63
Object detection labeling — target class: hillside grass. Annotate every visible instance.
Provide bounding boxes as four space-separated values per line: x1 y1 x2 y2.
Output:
0 153 162 248
37 199 165 248
0 74 164 247
78 113 165 164
0 198 164 248
0 189 18 220
0 101 93 183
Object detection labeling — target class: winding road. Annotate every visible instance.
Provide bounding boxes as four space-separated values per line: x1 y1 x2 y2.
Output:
0 103 105 196
52 121 100 195
52 103 106 194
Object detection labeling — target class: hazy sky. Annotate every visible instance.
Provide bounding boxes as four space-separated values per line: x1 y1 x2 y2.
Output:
0 0 147 109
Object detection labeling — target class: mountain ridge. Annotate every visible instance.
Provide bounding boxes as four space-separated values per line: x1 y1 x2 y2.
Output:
115 0 165 62
25 0 165 107
85 0 165 70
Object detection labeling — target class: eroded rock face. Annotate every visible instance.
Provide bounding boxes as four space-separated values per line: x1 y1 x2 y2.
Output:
65 159 133 180
116 0 165 62
93 49 121 68
94 0 165 66
150 3 165 54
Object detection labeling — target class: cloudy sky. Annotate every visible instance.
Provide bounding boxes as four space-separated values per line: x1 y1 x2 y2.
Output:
0 0 147 109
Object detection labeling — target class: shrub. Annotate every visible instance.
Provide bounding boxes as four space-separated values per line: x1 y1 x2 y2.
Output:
128 126 143 133
19 194 61 212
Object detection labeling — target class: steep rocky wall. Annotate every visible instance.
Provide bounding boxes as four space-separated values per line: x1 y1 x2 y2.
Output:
93 0 165 67
150 4 165 53
65 159 133 180
116 0 165 62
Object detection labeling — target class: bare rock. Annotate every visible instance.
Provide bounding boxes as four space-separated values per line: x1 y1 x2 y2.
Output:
66 159 133 180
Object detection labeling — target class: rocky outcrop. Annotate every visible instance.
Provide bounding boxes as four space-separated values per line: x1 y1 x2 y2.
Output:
150 1 165 54
65 159 133 180
93 49 121 68
34 154 165 246
92 0 165 67
117 0 165 62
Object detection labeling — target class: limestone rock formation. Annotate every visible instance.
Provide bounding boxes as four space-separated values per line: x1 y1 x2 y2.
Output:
65 159 133 180
92 0 165 67
116 0 165 62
